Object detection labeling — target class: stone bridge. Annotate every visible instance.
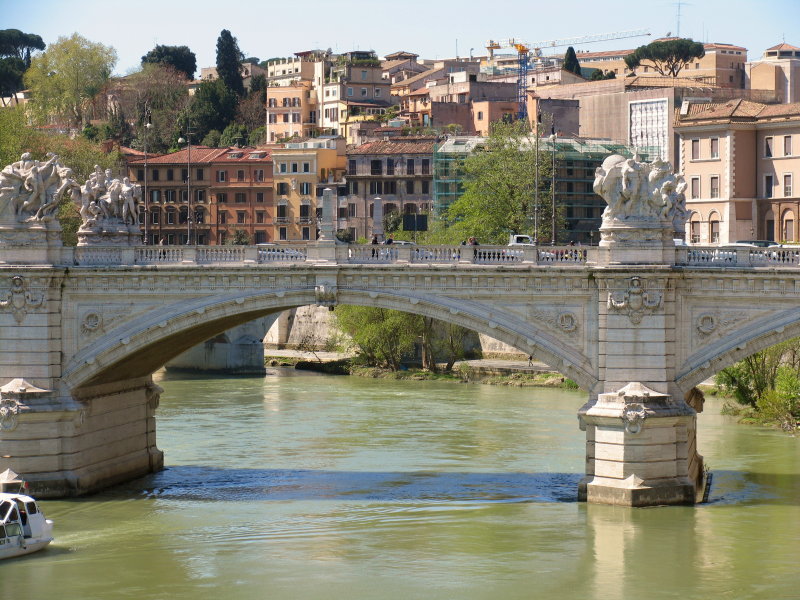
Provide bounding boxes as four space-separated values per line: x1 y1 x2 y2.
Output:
2 152 798 507
2 239 800 506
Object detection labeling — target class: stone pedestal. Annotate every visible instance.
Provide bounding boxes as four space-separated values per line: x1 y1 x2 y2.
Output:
596 218 678 266
77 223 141 247
0 377 163 497
578 382 702 506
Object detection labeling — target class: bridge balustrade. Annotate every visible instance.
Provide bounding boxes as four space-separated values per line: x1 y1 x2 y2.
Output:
134 247 184 264
257 245 308 263
197 247 248 264
682 246 800 268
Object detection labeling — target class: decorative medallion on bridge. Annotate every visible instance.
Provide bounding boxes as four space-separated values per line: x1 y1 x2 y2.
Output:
607 277 661 324
623 403 647 434
0 275 44 323
530 308 579 334
695 310 750 339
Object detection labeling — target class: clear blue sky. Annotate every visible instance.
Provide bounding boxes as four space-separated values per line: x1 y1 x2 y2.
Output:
2 0 798 75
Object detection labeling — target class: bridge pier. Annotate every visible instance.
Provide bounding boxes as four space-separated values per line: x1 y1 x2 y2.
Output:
1 377 163 497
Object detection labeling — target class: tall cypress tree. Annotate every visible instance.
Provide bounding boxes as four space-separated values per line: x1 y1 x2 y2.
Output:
563 46 582 76
215 29 244 96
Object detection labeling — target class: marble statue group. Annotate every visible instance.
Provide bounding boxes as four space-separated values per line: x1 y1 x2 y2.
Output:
78 165 141 228
0 153 80 223
593 154 690 234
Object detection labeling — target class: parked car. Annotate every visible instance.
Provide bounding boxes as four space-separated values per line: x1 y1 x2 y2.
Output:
734 240 779 248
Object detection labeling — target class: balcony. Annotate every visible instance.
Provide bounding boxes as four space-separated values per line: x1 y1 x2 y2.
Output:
275 217 291 224
297 217 313 225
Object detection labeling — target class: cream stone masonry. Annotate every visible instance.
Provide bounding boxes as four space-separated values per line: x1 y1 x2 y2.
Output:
0 158 799 506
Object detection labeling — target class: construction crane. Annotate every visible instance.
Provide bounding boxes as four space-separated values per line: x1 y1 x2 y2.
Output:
486 29 651 120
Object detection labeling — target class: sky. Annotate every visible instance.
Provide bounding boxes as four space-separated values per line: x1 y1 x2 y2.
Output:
1 0 798 76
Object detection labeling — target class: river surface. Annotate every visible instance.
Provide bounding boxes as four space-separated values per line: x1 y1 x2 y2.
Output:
3 369 800 599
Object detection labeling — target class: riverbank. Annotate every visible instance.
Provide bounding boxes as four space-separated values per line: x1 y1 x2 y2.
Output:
264 351 577 389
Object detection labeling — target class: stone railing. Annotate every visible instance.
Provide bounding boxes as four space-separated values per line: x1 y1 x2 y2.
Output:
679 246 800 268
61 243 800 269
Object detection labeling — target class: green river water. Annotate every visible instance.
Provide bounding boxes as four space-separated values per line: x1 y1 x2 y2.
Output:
2 369 799 599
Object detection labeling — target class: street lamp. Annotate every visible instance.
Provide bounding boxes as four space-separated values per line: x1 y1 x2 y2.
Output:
550 131 557 246
143 119 152 244
178 133 192 244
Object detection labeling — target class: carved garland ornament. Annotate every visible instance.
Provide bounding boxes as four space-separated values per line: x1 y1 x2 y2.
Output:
607 277 662 324
529 309 579 334
695 311 750 338
0 276 44 323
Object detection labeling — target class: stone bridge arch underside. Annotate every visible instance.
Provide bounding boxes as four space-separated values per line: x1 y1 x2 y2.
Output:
63 282 598 393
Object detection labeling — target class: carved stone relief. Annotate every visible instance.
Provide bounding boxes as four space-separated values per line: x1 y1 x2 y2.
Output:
607 277 662 324
0 275 44 323
0 398 19 431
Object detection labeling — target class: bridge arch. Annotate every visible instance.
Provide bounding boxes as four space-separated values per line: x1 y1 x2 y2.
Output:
62 287 598 393
677 307 800 391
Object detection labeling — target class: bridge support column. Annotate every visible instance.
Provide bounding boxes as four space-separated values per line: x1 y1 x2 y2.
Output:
578 382 701 506
1 377 163 497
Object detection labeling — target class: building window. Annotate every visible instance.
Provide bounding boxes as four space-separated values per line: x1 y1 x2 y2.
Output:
196 190 205 203
237 170 245 181
256 192 264 203
164 189 176 203
348 203 357 217
710 218 720 243
152 169 160 182
279 163 287 173
765 174 774 198
361 88 368 97
277 182 288 195
256 211 265 224
151 211 159 224
347 87 353 97
195 210 204 224
407 159 415 175
477 111 484 120
254 169 264 182
785 174 793 197
137 169 144 181
196 169 204 181
237 211 245 224
303 162 310 173
690 219 700 243
150 189 160 203
691 139 700 160
765 136 773 158
302 227 310 240
182 168 188 181
277 204 287 220
369 181 383 195
785 136 793 156
166 211 175 225
691 177 700 199
406 180 414 194
710 176 719 198
219 212 227 224
387 159 394 175
217 170 227 182
421 159 430 175
279 227 287 241
255 231 267 244
217 192 227 203
348 160 357 175
421 180 429 194
361 70 367 81
371 159 382 175
166 169 174 181
300 182 311 195
710 138 719 158
235 192 246 203
349 180 358 195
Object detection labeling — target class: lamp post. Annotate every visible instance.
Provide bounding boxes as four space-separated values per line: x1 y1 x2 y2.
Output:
178 132 192 244
550 131 556 246
143 118 152 244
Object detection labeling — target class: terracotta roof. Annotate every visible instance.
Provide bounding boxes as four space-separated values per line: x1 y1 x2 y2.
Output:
391 67 441 88
575 41 746 60
765 42 800 52
348 139 437 155
675 99 800 124
129 146 271 165
409 88 431 96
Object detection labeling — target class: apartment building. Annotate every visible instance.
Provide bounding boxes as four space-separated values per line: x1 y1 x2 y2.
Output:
128 146 273 245
675 99 800 244
211 148 274 245
199 61 266 90
265 81 317 142
573 40 748 88
342 137 437 241
271 137 347 242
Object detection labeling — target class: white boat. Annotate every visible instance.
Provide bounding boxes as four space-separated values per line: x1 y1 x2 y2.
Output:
0 469 54 559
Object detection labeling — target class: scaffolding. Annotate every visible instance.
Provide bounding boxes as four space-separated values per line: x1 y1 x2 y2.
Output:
432 136 659 243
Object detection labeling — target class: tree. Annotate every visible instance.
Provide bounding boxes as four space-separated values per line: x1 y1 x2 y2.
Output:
624 38 705 78
219 122 247 147
334 306 421 371
215 29 244 96
225 229 250 245
563 46 581 76
716 339 800 407
249 73 266 100
186 78 237 141
236 93 267 132
0 57 26 105
25 33 117 127
0 29 45 67
590 69 616 81
443 119 555 244
141 44 196 80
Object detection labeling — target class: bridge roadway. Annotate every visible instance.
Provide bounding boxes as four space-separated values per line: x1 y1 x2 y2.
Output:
2 241 800 506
